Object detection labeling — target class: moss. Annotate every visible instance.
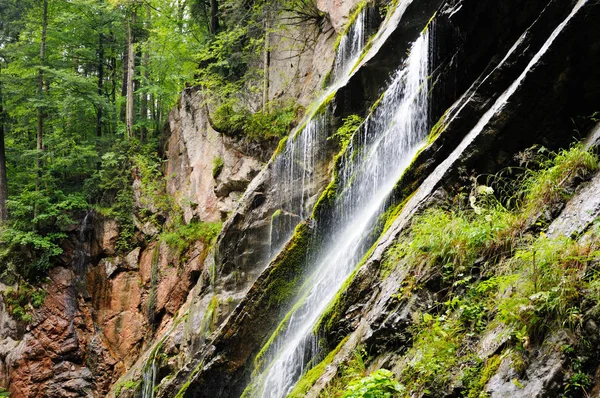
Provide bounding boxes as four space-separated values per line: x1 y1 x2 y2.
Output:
286 336 350 398
273 136 289 158
271 209 282 221
427 110 448 145
253 291 310 374
464 354 503 398
293 91 335 140
421 11 437 34
174 360 205 398
349 35 375 75
115 380 140 397
263 222 312 310
369 91 386 114
200 295 220 337
312 180 339 219
315 267 361 338
322 69 333 90
314 228 389 339
212 156 224 179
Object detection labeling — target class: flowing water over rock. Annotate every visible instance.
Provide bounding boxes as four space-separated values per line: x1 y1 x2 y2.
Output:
255 30 432 398
333 8 366 81
268 9 372 258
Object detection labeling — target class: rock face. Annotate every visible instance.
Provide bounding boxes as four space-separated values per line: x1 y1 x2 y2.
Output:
154 0 600 397
165 88 264 223
5 266 120 397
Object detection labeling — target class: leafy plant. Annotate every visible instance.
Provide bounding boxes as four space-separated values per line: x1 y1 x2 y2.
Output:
330 114 364 150
161 219 222 259
343 369 405 398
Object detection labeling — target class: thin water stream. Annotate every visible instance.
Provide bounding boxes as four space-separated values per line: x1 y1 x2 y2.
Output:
268 6 373 258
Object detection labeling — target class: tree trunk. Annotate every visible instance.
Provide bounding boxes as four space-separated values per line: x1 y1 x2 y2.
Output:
126 9 136 139
0 69 8 224
262 9 271 113
36 0 48 192
96 32 105 137
141 52 149 142
209 0 219 34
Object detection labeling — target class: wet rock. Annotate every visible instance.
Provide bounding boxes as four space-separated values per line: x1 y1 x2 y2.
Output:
316 0 361 32
4 267 121 397
125 247 141 270
93 217 119 256
485 331 570 397
547 170 600 238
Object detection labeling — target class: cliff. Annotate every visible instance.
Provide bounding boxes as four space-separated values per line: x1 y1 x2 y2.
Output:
1 0 600 397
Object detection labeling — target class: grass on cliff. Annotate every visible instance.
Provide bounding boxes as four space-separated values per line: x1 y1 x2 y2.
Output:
313 143 600 397
383 144 600 396
161 218 222 259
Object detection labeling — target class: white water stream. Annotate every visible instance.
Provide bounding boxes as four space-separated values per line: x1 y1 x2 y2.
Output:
268 6 372 257
256 30 432 398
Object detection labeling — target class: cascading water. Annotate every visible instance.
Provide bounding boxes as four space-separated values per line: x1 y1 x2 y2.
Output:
333 8 366 81
255 30 432 398
268 8 371 258
141 357 158 398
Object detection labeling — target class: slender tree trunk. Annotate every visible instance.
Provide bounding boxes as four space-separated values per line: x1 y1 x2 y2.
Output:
0 69 8 224
209 0 219 34
96 32 105 137
262 9 270 113
141 53 149 142
126 9 136 139
120 44 128 123
140 5 150 142
36 0 48 192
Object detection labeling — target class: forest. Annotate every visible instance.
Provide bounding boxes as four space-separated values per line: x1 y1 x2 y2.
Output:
0 0 305 283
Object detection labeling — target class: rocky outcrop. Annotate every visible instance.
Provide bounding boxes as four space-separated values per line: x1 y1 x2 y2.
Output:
165 88 264 223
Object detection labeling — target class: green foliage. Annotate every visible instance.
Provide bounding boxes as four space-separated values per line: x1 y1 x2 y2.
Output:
357 143 600 395
330 114 364 150
402 314 462 394
520 144 598 220
386 202 518 284
161 219 222 259
497 234 600 341
213 101 299 142
2 284 46 323
342 369 405 398
0 190 87 280
319 347 368 397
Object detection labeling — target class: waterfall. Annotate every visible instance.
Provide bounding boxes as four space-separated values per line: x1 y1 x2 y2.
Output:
255 30 432 398
141 358 158 398
268 9 371 258
333 8 367 81
400 0 590 223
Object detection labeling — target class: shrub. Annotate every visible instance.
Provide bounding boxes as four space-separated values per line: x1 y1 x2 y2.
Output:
343 369 405 398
